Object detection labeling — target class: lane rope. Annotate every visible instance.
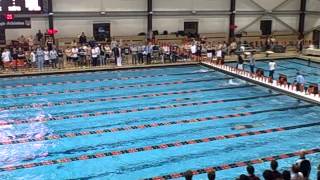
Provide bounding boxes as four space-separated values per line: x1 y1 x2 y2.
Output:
0 104 313 146
1 121 319 172
0 94 282 126
0 85 254 111
143 148 320 180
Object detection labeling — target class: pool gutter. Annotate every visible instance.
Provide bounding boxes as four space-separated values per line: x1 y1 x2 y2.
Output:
0 62 198 78
201 62 320 105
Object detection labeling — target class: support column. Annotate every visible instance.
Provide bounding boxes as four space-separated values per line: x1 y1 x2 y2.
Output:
229 0 236 41
298 0 307 36
48 0 54 33
147 0 153 33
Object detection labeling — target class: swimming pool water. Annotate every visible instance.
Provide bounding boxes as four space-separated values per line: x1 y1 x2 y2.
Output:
0 64 319 180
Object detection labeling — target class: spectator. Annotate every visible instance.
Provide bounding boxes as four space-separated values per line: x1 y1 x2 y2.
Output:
79 32 87 45
36 30 44 43
184 170 193 180
44 47 50 67
268 60 276 79
296 152 311 179
1 49 11 69
64 46 72 63
282 170 291 180
49 47 58 69
27 35 34 50
36 46 44 71
291 164 304 180
57 48 64 69
246 165 260 180
145 42 153 65
207 170 215 180
270 160 282 179
17 35 26 44
295 72 305 92
113 44 122 67
262 170 273 180
137 43 144 64
237 54 244 70
131 44 138 64
91 44 100 67
46 36 54 51
29 48 36 69
238 174 250 180
249 52 256 73
71 46 79 66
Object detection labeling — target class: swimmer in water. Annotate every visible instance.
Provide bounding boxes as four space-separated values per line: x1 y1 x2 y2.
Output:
232 124 259 130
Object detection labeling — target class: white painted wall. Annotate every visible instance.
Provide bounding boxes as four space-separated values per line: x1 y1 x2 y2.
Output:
306 0 320 11
53 17 147 38
6 18 48 40
153 0 229 11
53 0 146 12
6 0 310 40
153 16 229 34
235 15 299 33
305 15 320 32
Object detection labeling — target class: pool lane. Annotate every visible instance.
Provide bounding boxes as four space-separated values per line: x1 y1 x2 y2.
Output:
0 104 314 146
1 125 320 180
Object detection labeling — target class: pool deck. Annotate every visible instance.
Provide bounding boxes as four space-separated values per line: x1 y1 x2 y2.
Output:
0 51 318 78
202 61 320 105
0 61 199 78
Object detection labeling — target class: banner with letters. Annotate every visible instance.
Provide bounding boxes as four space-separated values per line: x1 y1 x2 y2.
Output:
0 17 31 29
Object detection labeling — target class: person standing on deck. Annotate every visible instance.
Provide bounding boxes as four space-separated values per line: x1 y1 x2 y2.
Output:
268 60 277 79
249 52 256 73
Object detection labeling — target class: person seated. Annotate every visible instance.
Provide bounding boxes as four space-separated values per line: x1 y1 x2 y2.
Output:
291 164 304 180
296 152 311 179
270 160 282 179
237 174 250 180
246 165 260 180
262 170 273 180
17 35 26 44
207 170 216 180
295 72 305 92
184 170 193 180
282 170 291 180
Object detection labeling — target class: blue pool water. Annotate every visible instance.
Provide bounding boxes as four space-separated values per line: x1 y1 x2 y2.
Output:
0 64 319 180
228 58 320 85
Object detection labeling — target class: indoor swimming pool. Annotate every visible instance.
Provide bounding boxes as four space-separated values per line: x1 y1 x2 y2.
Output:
0 64 319 180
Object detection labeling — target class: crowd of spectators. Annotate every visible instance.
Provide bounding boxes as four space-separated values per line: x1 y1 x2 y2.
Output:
183 152 320 180
0 30 315 73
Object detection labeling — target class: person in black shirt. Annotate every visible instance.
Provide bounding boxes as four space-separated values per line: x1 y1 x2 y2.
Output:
196 42 202 62
36 30 43 43
57 48 64 69
184 170 193 180
246 165 260 180
270 160 282 179
79 32 87 45
11 48 18 71
296 152 311 179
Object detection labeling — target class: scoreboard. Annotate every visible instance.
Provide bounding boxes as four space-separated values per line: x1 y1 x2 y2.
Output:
0 0 48 13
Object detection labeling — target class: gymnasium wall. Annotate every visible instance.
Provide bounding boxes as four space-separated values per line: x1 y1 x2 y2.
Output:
5 0 318 40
